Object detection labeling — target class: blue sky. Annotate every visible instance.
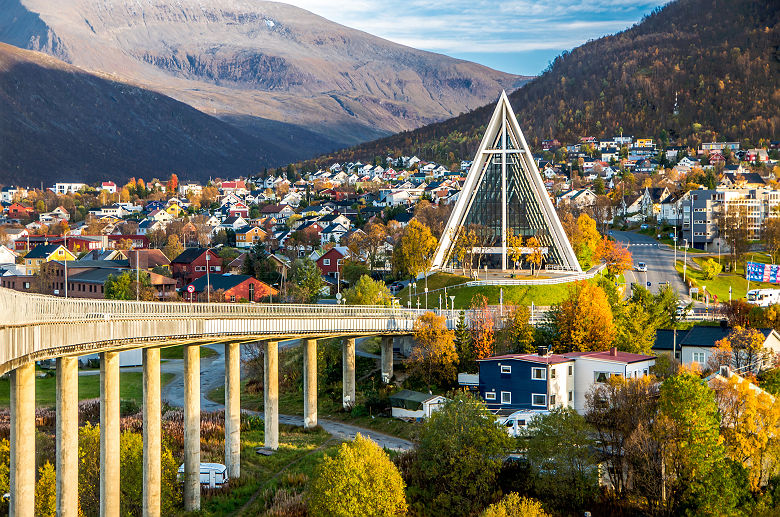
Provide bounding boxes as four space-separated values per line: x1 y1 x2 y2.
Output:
287 0 670 76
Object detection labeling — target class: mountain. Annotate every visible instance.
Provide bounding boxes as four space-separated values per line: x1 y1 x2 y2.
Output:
0 0 528 158
303 0 779 169
0 42 297 184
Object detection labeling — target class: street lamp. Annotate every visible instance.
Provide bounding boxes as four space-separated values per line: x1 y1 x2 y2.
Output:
63 231 69 299
683 238 688 283
411 282 417 308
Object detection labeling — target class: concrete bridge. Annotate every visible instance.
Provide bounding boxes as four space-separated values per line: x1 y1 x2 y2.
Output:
0 287 448 517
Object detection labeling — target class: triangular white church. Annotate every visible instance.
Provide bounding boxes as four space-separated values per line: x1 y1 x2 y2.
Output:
432 92 581 272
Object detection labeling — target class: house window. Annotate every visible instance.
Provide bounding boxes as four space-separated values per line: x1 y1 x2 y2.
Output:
594 372 611 383
568 390 573 402
531 394 547 407
323 258 331 266
230 295 236 302
517 419 526 427
500 365 511 374
643 369 648 376
568 365 573 375
693 352 706 364
485 392 496 401
550 369 556 379
248 284 255 301
531 367 546 380
500 391 511 404
550 395 556 406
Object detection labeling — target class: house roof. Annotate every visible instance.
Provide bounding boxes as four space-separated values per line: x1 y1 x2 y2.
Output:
563 350 655 363
25 244 65 259
679 325 774 347
170 248 210 264
479 353 574 365
653 329 682 351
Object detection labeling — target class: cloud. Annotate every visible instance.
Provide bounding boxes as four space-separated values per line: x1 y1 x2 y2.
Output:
285 0 670 73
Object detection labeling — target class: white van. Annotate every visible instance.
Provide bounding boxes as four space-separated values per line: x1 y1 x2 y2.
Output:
177 463 228 488
497 410 549 437
747 289 780 307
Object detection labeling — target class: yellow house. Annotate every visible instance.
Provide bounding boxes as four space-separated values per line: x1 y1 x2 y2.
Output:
166 204 184 217
23 244 76 275
236 226 267 249
635 138 654 148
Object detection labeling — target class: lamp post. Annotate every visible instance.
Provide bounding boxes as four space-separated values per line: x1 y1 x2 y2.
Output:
412 282 417 309
683 238 688 283
450 295 455 314
63 232 69 299
424 287 428 310
205 251 211 303
673 234 678 269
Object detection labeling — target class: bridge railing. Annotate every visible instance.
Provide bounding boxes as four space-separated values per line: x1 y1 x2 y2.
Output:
1 287 434 326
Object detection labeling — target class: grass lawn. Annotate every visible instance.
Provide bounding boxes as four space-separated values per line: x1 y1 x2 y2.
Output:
208 381 418 442
0 371 175 408
674 259 777 301
161 344 219 360
396 271 468 300
194 424 336 517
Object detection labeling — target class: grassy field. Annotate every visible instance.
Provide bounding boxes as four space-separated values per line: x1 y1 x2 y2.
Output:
397 271 591 309
161 344 219 360
0 371 175 408
675 258 778 301
194 424 336 516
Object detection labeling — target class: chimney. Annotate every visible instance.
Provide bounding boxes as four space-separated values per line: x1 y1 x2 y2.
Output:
537 346 548 357
610 347 618 357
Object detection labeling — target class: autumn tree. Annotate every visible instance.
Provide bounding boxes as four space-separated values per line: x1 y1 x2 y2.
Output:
765 218 780 264
550 281 615 352
701 258 722 280
526 236 544 275
344 275 392 306
162 234 184 260
497 305 535 354
35 462 56 517
469 294 495 360
405 392 513 516
408 312 458 387
561 212 601 269
595 237 633 278
481 494 549 517
167 173 179 193
711 374 780 492
719 205 750 271
507 231 523 272
450 225 478 274
307 434 408 517
289 258 323 303
392 220 438 278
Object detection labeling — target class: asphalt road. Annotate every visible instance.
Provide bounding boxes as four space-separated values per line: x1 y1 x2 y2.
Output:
609 230 688 300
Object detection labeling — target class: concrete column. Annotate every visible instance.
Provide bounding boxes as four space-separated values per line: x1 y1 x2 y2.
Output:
143 348 161 517
10 362 35 517
56 357 79 517
183 345 201 512
303 339 317 429
264 341 279 450
100 351 120 517
342 338 356 409
381 336 393 384
224 342 241 479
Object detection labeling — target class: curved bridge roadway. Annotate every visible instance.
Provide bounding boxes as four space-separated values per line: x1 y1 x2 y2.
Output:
0 288 438 517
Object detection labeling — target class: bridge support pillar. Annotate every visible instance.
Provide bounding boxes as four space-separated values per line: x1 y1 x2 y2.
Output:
183 345 201 511
10 362 35 517
342 338 356 409
303 339 317 429
381 336 393 384
100 351 120 517
224 342 241 478
143 348 161 517
56 357 79 517
264 341 279 450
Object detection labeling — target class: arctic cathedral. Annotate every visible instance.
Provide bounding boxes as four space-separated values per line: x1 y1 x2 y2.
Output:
431 92 582 273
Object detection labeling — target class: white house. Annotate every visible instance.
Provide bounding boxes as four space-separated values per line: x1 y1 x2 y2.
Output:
389 390 448 420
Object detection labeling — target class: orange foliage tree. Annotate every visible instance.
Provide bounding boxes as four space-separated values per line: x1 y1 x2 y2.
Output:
596 237 633 278
551 281 615 352
408 311 458 387
470 294 495 360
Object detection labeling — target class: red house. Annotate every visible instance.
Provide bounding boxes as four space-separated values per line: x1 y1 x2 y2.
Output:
316 246 348 279
6 203 34 219
186 274 278 302
170 248 222 288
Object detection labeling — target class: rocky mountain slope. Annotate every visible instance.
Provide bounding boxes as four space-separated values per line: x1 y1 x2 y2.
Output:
0 43 293 184
0 0 527 154
303 0 779 168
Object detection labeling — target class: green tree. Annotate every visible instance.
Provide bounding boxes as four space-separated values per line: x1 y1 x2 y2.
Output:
613 300 656 354
392 220 438 278
481 493 549 517
701 258 723 280
105 271 154 301
497 305 536 354
657 372 737 515
525 407 599 511
307 434 407 517
162 234 184 260
0 439 8 515
344 275 392 306
454 310 475 373
289 258 323 303
342 260 370 287
406 392 512 516
119 431 181 516
35 461 57 517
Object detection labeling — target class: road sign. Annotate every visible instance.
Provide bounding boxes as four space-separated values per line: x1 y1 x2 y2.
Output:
186 284 195 293
646 282 651 287
336 292 343 301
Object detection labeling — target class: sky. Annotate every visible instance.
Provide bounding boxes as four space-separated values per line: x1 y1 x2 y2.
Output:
285 0 670 76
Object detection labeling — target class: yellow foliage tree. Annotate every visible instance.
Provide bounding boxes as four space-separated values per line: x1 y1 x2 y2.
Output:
392 220 438 278
596 237 633 278
307 434 407 517
712 375 780 491
714 326 771 372
409 311 459 386
470 294 495 359
35 462 57 517
481 493 549 517
552 281 615 352
526 236 544 275
507 231 523 272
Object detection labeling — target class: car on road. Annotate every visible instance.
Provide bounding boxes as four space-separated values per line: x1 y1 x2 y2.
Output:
635 262 648 272
640 224 650 230
389 282 405 294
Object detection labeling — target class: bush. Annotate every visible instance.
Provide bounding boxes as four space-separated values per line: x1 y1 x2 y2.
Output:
481 493 549 517
701 258 723 280
307 434 407 517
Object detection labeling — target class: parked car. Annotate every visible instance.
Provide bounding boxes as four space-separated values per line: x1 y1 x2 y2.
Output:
177 463 228 488
640 224 650 230
389 281 404 294
635 262 648 272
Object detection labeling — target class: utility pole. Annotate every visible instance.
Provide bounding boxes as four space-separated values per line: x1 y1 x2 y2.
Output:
206 251 211 303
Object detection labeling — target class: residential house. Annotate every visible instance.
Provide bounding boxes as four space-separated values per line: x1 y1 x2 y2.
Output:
22 244 76 275
235 226 267 249
316 246 348 279
170 248 222 288
186 274 277 303
674 325 780 372
0 245 17 265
